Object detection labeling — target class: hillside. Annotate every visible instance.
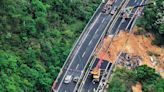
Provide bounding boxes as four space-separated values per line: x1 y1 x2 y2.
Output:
0 0 100 91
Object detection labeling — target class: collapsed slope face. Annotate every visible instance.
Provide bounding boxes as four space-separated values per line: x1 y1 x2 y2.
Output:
96 26 164 77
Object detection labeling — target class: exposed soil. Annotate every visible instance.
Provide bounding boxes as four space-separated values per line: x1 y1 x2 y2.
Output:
132 82 142 92
96 26 164 77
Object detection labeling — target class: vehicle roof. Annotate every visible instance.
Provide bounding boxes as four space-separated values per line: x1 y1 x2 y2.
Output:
65 75 72 80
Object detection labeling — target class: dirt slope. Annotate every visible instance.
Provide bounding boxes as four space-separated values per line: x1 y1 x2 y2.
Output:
96 26 164 77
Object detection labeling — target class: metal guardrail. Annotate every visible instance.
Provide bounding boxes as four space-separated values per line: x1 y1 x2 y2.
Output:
73 3 121 92
52 1 104 91
76 0 127 91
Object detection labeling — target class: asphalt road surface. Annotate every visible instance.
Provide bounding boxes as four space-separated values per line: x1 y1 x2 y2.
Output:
53 2 106 91
79 59 112 92
53 0 123 92
78 0 145 92
109 0 145 34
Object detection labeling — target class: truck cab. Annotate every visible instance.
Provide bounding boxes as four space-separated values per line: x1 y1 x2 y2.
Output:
91 68 100 84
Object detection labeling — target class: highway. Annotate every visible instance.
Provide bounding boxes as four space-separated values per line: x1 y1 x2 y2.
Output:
78 58 112 92
83 59 112 92
52 0 147 92
52 0 124 92
109 0 146 34
78 0 146 92
52 1 106 91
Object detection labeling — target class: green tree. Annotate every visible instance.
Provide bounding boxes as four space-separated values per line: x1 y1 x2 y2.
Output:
134 65 160 83
159 24 164 34
0 0 100 91
138 0 164 45
108 65 163 92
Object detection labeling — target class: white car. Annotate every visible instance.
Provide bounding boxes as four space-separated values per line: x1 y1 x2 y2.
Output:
64 75 73 84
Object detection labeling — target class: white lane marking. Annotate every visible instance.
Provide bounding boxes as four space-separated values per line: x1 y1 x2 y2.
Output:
76 0 129 91
95 13 101 24
76 64 79 69
89 40 92 45
82 51 86 57
56 8 103 92
89 13 101 30
95 28 99 34
57 13 103 92
89 23 94 30
95 17 106 34
101 18 105 23
82 13 102 44
126 0 144 30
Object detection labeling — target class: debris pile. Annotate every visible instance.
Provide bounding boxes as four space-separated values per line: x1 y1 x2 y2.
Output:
96 26 164 77
117 52 142 69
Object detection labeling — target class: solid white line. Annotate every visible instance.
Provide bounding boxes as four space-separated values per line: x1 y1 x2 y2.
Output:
76 64 79 69
89 40 92 45
95 28 99 34
89 13 102 30
95 13 102 24
82 13 102 43
82 51 86 57
75 0 129 91
126 0 144 30
57 13 103 92
101 18 105 23
55 2 103 92
89 23 94 30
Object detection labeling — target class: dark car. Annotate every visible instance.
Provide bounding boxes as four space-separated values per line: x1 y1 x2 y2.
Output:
73 76 79 83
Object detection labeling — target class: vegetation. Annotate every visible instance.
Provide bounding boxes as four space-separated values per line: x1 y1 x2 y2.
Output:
108 65 164 92
108 68 135 92
136 0 164 46
0 0 100 91
109 1 164 91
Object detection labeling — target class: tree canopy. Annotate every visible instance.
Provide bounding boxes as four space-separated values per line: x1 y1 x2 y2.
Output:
108 65 164 92
136 0 164 46
0 0 100 91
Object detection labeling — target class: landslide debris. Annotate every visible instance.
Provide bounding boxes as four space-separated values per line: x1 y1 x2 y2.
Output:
96 26 164 77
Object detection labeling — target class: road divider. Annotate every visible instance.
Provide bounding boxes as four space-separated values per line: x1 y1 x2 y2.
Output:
103 0 147 91
75 0 128 91
52 1 104 91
